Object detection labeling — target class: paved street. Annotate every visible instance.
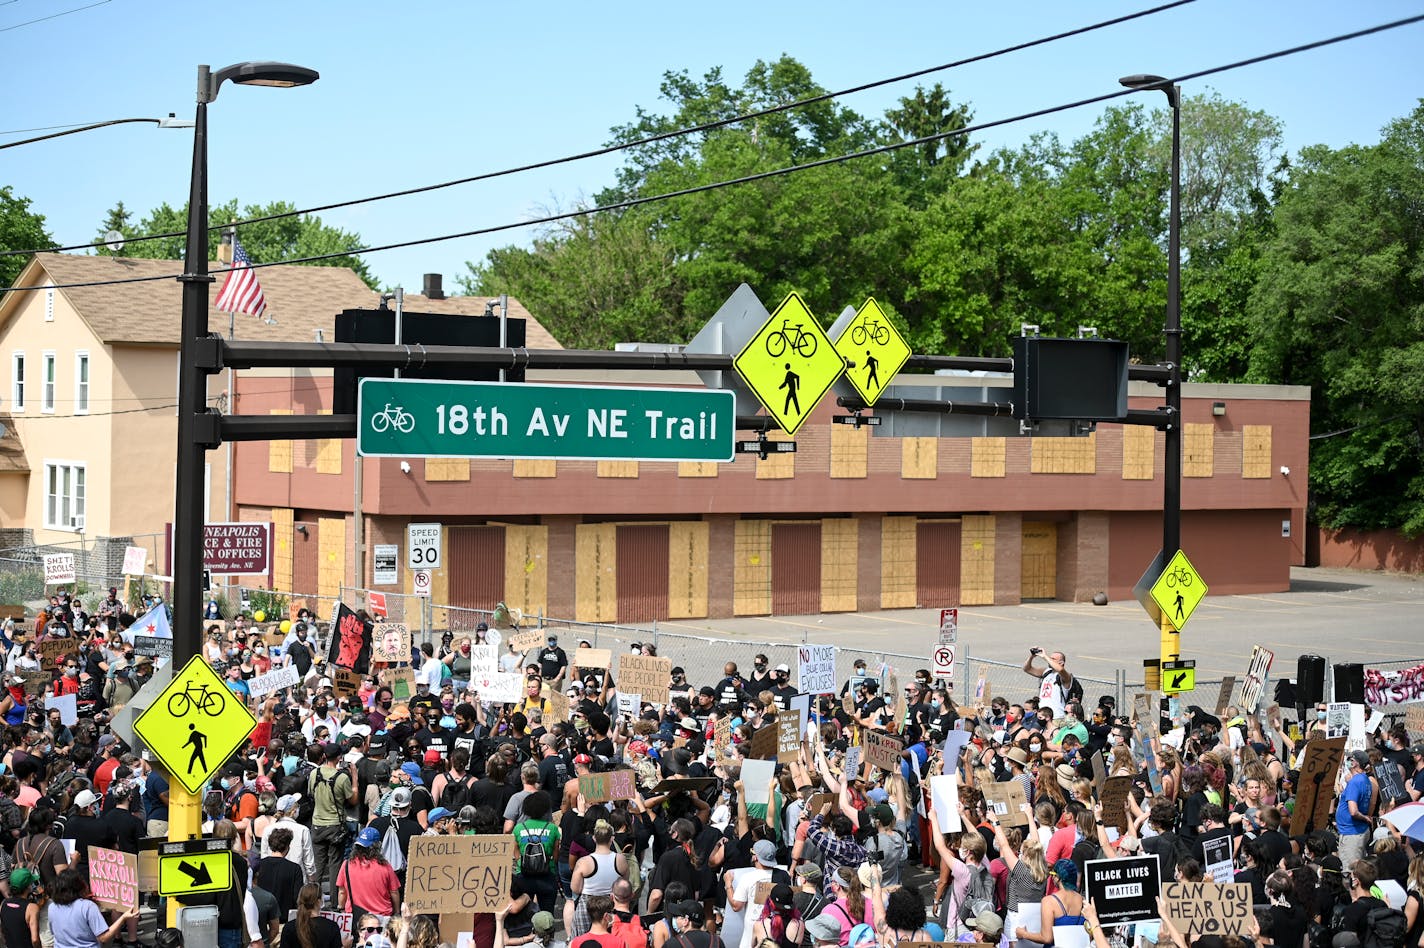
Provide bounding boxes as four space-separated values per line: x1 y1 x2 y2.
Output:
640 567 1422 682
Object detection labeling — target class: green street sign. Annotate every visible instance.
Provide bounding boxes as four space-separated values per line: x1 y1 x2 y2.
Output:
357 379 735 463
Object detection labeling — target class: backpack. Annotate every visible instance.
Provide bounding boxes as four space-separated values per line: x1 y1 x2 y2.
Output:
381 820 406 872
1070 836 1103 879
958 863 997 922
439 773 476 811
282 765 316 826
308 767 345 823
1362 905 1409 948
0 796 23 846
516 820 551 875
610 910 649 948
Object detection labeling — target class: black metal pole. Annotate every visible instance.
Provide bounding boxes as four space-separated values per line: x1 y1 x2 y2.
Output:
172 80 213 670
1164 85 1182 557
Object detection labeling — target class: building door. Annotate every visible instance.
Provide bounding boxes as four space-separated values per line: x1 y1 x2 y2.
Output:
916 520 962 607
616 524 670 623
1021 521 1058 600
292 521 319 594
771 522 822 615
448 525 505 611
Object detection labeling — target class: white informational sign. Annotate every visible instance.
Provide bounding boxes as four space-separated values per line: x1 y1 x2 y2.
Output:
939 607 958 643
122 546 147 577
933 640 956 679
412 569 432 597
1202 834 1234 884
1346 704 1367 752
797 644 836 695
407 523 442 569
49 693 78 726
616 692 641 716
790 692 811 737
929 774 962 832
373 544 399 585
743 759 776 809
247 664 302 699
43 553 76 586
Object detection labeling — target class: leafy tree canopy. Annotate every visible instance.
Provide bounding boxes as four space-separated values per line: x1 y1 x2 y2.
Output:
0 187 56 287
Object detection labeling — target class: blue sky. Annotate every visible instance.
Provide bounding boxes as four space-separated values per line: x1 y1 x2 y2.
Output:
4 0 1421 294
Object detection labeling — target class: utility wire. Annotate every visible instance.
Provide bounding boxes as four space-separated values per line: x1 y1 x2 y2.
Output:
0 0 109 33
4 11 1422 297
1 0 1198 258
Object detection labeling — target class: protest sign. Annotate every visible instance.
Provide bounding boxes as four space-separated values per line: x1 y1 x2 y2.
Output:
49 693 77 726
929 774 962 832
1326 702 1350 739
328 602 373 675
778 713 801 763
941 730 972 770
572 648 613 670
122 546 148 577
864 730 904 773
797 644 836 694
981 779 1028 827
750 722 778 761
405 835 515 915
470 670 522 703
714 715 732 754
1201 831 1234 884
17 669 48 695
616 692 641 717
248 664 301 699
547 690 570 724
844 744 862 783
1290 737 1346 836
381 666 417 701
1132 692 1163 796
617 654 672 705
579 770 637 804
1162 882 1253 938
1364 661 1424 708
88 847 139 912
1215 677 1237 718
742 760 776 819
1240 645 1274 712
1377 761 1408 806
1407 705 1424 738
789 692 811 737
371 623 411 663
841 692 856 715
1101 775 1135 835
467 644 499 678
1090 750 1107 798
1084 854 1161 927
43 553 76 585
651 777 718 794
332 666 361 697
508 628 545 653
39 638 73 670
319 913 353 943
807 792 837 815
138 850 158 893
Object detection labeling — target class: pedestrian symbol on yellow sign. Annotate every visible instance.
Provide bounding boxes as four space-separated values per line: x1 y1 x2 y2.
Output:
135 655 257 795
733 292 846 436
833 298 911 407
1149 549 1208 631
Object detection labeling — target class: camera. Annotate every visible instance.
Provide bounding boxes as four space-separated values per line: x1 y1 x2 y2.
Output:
866 849 883 865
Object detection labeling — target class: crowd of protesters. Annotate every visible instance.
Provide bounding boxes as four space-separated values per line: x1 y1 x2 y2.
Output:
0 588 1422 948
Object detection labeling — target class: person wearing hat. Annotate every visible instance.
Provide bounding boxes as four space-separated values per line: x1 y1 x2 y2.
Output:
805 911 842 947
425 806 458 835
260 793 317 881
368 785 422 886
337 826 400 921
668 900 720 948
748 881 803 948
965 907 1005 943
1 866 41 948
865 803 908 887
64 788 114 873
1337 750 1375 869
726 839 781 947
536 634 569 689
768 664 797 711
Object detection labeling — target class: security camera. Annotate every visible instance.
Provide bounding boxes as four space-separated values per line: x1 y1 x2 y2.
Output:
1279 465 1290 476
400 461 411 474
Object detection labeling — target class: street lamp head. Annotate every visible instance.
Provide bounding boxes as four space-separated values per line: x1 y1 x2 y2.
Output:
1119 73 1178 107
199 61 319 103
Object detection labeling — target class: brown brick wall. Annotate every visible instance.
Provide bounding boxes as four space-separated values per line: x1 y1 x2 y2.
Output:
994 513 1023 606
545 516 578 619
856 514 881 609
707 515 737 619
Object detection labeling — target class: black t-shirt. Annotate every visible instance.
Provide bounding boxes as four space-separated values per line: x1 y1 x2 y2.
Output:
65 815 115 866
538 646 568 680
287 640 313 675
251 883 283 937
101 807 143 853
280 915 343 948
255 856 304 920
770 685 797 711
468 777 507 813
451 728 481 763
504 875 535 937
1270 902 1307 948
414 727 451 756
538 754 569 795
1340 896 1387 939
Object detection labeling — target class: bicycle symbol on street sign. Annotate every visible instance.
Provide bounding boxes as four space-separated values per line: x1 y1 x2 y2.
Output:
370 403 415 433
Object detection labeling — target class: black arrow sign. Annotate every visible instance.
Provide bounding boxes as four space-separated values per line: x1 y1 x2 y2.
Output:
177 860 213 887
1171 672 1187 689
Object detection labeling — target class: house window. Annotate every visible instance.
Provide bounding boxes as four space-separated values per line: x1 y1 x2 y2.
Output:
44 461 86 530
74 352 89 414
10 352 23 412
41 351 55 413
45 287 54 322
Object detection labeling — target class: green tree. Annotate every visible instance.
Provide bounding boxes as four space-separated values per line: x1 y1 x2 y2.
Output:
1247 103 1424 535
0 187 56 287
99 199 377 288
882 83 977 207
94 201 132 251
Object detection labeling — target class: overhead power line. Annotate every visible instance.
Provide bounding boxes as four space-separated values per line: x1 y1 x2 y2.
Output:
0 0 110 33
1 0 1197 258
3 11 1421 298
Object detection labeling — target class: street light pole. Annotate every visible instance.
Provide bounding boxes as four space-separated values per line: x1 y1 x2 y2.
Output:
0 115 194 150
172 62 318 671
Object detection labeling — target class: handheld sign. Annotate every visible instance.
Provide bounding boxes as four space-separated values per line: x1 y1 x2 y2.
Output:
1162 882 1253 939
1084 854 1161 927
405 835 515 915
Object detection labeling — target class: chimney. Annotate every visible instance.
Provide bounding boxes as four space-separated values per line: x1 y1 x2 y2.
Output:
422 273 445 300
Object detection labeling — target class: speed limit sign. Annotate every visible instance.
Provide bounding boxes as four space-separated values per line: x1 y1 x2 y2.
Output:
408 522 442 569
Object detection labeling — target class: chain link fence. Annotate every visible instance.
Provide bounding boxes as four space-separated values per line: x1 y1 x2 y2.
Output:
962 654 1127 713
0 533 167 612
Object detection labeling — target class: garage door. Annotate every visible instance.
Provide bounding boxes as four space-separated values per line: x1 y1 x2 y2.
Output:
616 524 670 623
772 522 822 615
916 520 961 607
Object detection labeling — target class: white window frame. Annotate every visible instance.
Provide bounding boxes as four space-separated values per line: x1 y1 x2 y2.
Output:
10 351 23 412
41 350 55 414
74 351 89 415
43 459 86 531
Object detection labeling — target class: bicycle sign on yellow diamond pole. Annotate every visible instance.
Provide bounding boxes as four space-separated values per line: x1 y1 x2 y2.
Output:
733 292 846 435
1149 548 1207 667
833 297 911 406
135 655 258 795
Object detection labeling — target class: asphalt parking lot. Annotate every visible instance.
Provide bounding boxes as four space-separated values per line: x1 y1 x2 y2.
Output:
638 566 1422 683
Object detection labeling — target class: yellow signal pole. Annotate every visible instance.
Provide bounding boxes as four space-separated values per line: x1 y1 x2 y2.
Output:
1160 612 1180 666
165 779 203 926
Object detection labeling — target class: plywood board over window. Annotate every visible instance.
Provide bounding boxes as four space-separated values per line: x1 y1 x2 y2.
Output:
971 437 1006 477
733 519 772 615
820 518 858 612
513 459 556 478
667 521 709 619
504 525 549 617
901 437 938 479
678 461 718 478
1242 425 1272 479
575 524 617 622
880 516 917 609
960 514 996 606
317 516 346 600
830 424 868 478
1031 433 1097 474
597 460 639 478
1184 423 1215 477
268 409 293 473
272 507 294 591
1122 425 1156 480
756 432 795 479
425 458 470 481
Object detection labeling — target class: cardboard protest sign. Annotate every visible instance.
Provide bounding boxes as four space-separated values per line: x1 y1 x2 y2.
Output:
572 648 613 671
973 665 991 707
1240 645 1274 712
547 690 570 724
1289 737 1347 836
137 850 158 894
1085 854 1161 927
328 602 373 674
39 639 73 670
864 730 904 773
1101 775 1135 835
381 666 416 700
750 722 779 761
807 792 837 815
981 779 1028 827
797 644 836 694
616 654 672 705
1090 750 1107 798
579 770 638 804
1406 705 1424 737
88 847 139 912
508 628 545 653
332 666 361 697
1162 882 1253 938
371 623 411 663
248 664 301 699
713 715 732 754
842 691 856 715
777 713 801 763
405 835 515 914
1215 676 1237 719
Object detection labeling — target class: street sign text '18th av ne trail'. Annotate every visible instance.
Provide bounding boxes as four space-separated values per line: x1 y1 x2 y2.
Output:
358 379 734 463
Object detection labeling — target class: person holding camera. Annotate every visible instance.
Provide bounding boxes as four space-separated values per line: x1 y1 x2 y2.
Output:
1022 647 1080 719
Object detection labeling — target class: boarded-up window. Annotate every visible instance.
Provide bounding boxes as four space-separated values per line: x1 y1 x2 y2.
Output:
317 517 345 600
667 521 709 619
901 437 937 479
960 515 996 606
1021 521 1057 600
1184 423 1215 477
292 520 318 594
830 425 868 478
1031 433 1097 474
575 524 617 622
272 507 294 591
1122 426 1155 480
425 458 470 481
597 461 639 478
971 437 1005 477
678 462 718 478
315 439 342 475
513 459 556 478
734 520 772 615
1242 425 1272 478
503 525 547 617
880 516 917 609
756 433 795 479
820 518 857 612
268 409 293 473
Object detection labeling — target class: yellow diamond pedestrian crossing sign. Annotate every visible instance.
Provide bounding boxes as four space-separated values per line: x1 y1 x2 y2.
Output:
733 292 846 435
1150 549 1208 631
833 297 911 406
135 655 257 794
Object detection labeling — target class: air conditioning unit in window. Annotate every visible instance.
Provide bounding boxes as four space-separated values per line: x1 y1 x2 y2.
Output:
71 515 84 530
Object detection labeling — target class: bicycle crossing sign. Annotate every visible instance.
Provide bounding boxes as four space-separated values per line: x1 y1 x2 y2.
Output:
134 655 257 794
833 298 911 407
1149 549 1208 631
733 292 846 435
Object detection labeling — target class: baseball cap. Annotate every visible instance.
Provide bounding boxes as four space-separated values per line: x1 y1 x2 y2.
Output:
355 827 381 848
670 901 704 925
399 762 424 785
752 839 778 867
628 740 649 756
573 753 593 765
458 805 477 826
390 787 413 810
1348 750 1370 769
774 663 790 673
74 789 100 809
806 914 841 944
796 862 823 883
276 794 300 814
532 912 555 934
423 749 442 765
1410 744 1424 756
9 868 37 891
428 807 456 824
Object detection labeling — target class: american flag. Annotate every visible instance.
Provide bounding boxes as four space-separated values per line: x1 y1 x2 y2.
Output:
214 236 267 318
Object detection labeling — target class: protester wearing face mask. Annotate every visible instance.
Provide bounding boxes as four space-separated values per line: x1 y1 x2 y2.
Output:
538 635 569 688
303 697 341 743
285 624 314 677
769 664 797 711
53 658 81 697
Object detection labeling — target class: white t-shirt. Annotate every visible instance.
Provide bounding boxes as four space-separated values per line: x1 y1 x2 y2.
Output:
1038 671 1068 717
733 866 774 948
